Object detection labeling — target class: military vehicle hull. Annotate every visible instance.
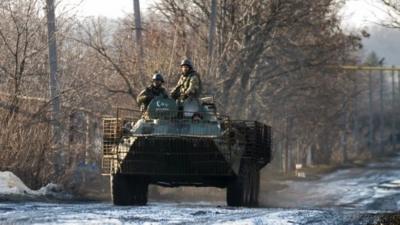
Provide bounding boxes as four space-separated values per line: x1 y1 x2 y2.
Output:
119 136 233 179
102 102 272 207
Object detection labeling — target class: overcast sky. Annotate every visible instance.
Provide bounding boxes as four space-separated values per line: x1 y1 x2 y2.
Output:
62 0 155 19
64 0 388 27
341 0 388 27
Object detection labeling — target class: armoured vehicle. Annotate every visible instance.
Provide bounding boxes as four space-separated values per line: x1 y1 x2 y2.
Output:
102 97 272 207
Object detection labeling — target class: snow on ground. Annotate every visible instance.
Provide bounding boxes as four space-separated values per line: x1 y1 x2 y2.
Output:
0 171 37 195
262 154 400 211
0 171 66 199
0 202 372 225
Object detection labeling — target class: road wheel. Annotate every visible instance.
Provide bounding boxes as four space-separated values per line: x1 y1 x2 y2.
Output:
130 177 149 205
111 173 131 205
111 173 148 206
250 169 260 205
226 161 259 207
226 176 243 206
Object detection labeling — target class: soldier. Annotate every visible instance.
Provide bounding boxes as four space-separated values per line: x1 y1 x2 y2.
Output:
137 73 168 111
170 59 202 101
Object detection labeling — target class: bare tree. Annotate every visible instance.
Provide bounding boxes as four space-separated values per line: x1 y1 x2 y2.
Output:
380 0 400 28
0 0 54 188
153 0 363 168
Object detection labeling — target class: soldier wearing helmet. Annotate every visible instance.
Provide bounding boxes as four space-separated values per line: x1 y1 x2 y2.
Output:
137 73 169 111
170 59 202 101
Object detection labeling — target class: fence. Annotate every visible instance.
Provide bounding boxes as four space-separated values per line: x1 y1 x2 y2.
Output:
274 65 400 175
101 108 272 176
341 66 400 155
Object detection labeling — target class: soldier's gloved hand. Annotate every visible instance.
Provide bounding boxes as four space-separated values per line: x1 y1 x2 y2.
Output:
147 95 154 101
170 91 178 100
183 93 190 99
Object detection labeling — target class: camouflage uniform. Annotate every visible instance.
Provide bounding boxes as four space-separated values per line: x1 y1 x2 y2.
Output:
171 70 202 100
137 85 168 111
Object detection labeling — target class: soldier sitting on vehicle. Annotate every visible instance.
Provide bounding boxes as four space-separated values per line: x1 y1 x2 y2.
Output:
137 73 168 112
170 59 202 101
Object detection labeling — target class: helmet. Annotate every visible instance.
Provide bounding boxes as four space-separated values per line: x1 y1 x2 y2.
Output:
180 59 193 68
152 73 164 82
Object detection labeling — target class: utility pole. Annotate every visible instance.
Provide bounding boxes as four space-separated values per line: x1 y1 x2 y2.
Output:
352 81 359 152
207 0 217 78
46 0 63 176
133 0 144 79
285 114 293 175
368 70 374 154
398 70 400 150
398 70 400 108
341 109 348 163
391 67 396 153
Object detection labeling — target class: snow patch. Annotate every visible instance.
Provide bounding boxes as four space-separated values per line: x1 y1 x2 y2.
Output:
379 180 400 189
392 180 400 185
37 183 67 197
0 171 36 195
0 171 66 198
213 210 325 225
